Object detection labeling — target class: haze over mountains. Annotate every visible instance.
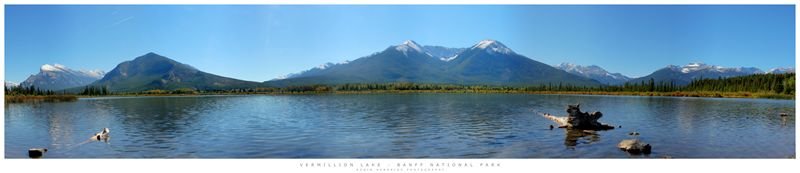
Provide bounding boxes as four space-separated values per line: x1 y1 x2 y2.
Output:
6 40 795 92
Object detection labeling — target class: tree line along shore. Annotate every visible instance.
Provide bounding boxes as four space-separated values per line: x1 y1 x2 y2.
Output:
5 73 795 103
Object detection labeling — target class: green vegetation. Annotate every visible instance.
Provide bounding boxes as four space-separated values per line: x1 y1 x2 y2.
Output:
245 73 796 99
5 73 795 102
5 85 59 95
80 85 111 95
140 88 199 95
684 73 794 95
4 85 77 103
5 95 78 103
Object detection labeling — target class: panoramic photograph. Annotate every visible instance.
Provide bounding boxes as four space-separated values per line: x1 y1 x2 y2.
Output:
2 4 795 160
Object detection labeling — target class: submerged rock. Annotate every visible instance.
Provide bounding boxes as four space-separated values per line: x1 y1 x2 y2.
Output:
618 139 651 154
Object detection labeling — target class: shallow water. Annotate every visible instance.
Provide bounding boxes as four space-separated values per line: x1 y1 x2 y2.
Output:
4 94 795 158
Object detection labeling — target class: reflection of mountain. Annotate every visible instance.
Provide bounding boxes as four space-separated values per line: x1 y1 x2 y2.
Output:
267 40 602 87
106 96 218 153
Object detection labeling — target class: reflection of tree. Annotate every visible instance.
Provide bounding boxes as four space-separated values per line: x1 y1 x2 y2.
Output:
781 116 788 127
563 129 600 148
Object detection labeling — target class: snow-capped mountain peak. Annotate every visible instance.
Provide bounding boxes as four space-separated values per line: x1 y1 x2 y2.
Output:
39 64 106 77
315 60 351 70
768 67 795 74
5 81 19 88
555 62 631 85
673 62 764 74
557 63 580 72
271 60 351 81
471 39 514 54
81 70 106 78
474 39 500 49
21 63 106 90
632 62 771 86
395 40 426 53
680 62 715 73
41 64 68 72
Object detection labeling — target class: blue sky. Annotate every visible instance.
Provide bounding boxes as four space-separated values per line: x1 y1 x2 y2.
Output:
4 5 795 82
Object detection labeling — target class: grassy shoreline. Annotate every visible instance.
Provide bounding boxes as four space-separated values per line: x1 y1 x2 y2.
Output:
5 90 794 103
4 95 79 103
80 90 800 99
330 90 794 99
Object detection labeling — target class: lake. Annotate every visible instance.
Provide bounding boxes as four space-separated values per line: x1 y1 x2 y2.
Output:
4 94 795 158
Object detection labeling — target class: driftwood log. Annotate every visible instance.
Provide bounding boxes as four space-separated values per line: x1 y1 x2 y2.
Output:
542 104 615 130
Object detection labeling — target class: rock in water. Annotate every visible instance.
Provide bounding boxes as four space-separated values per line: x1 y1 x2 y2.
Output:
618 139 651 154
28 148 47 158
541 104 615 130
93 128 110 141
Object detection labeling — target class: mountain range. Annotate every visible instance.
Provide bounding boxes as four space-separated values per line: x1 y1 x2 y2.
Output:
554 63 632 85
8 40 795 92
628 63 769 85
5 81 19 88
88 52 261 92
266 40 601 87
768 67 795 74
18 64 105 90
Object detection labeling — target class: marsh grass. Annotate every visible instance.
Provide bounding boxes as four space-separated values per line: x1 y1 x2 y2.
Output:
5 95 78 103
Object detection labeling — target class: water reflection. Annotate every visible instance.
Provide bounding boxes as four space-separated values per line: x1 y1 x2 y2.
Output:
4 94 796 158
563 129 600 148
782 116 789 127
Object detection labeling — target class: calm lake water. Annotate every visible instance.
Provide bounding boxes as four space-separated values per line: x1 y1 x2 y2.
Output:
4 94 795 158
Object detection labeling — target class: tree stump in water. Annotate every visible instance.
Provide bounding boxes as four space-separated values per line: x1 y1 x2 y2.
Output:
542 104 615 130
